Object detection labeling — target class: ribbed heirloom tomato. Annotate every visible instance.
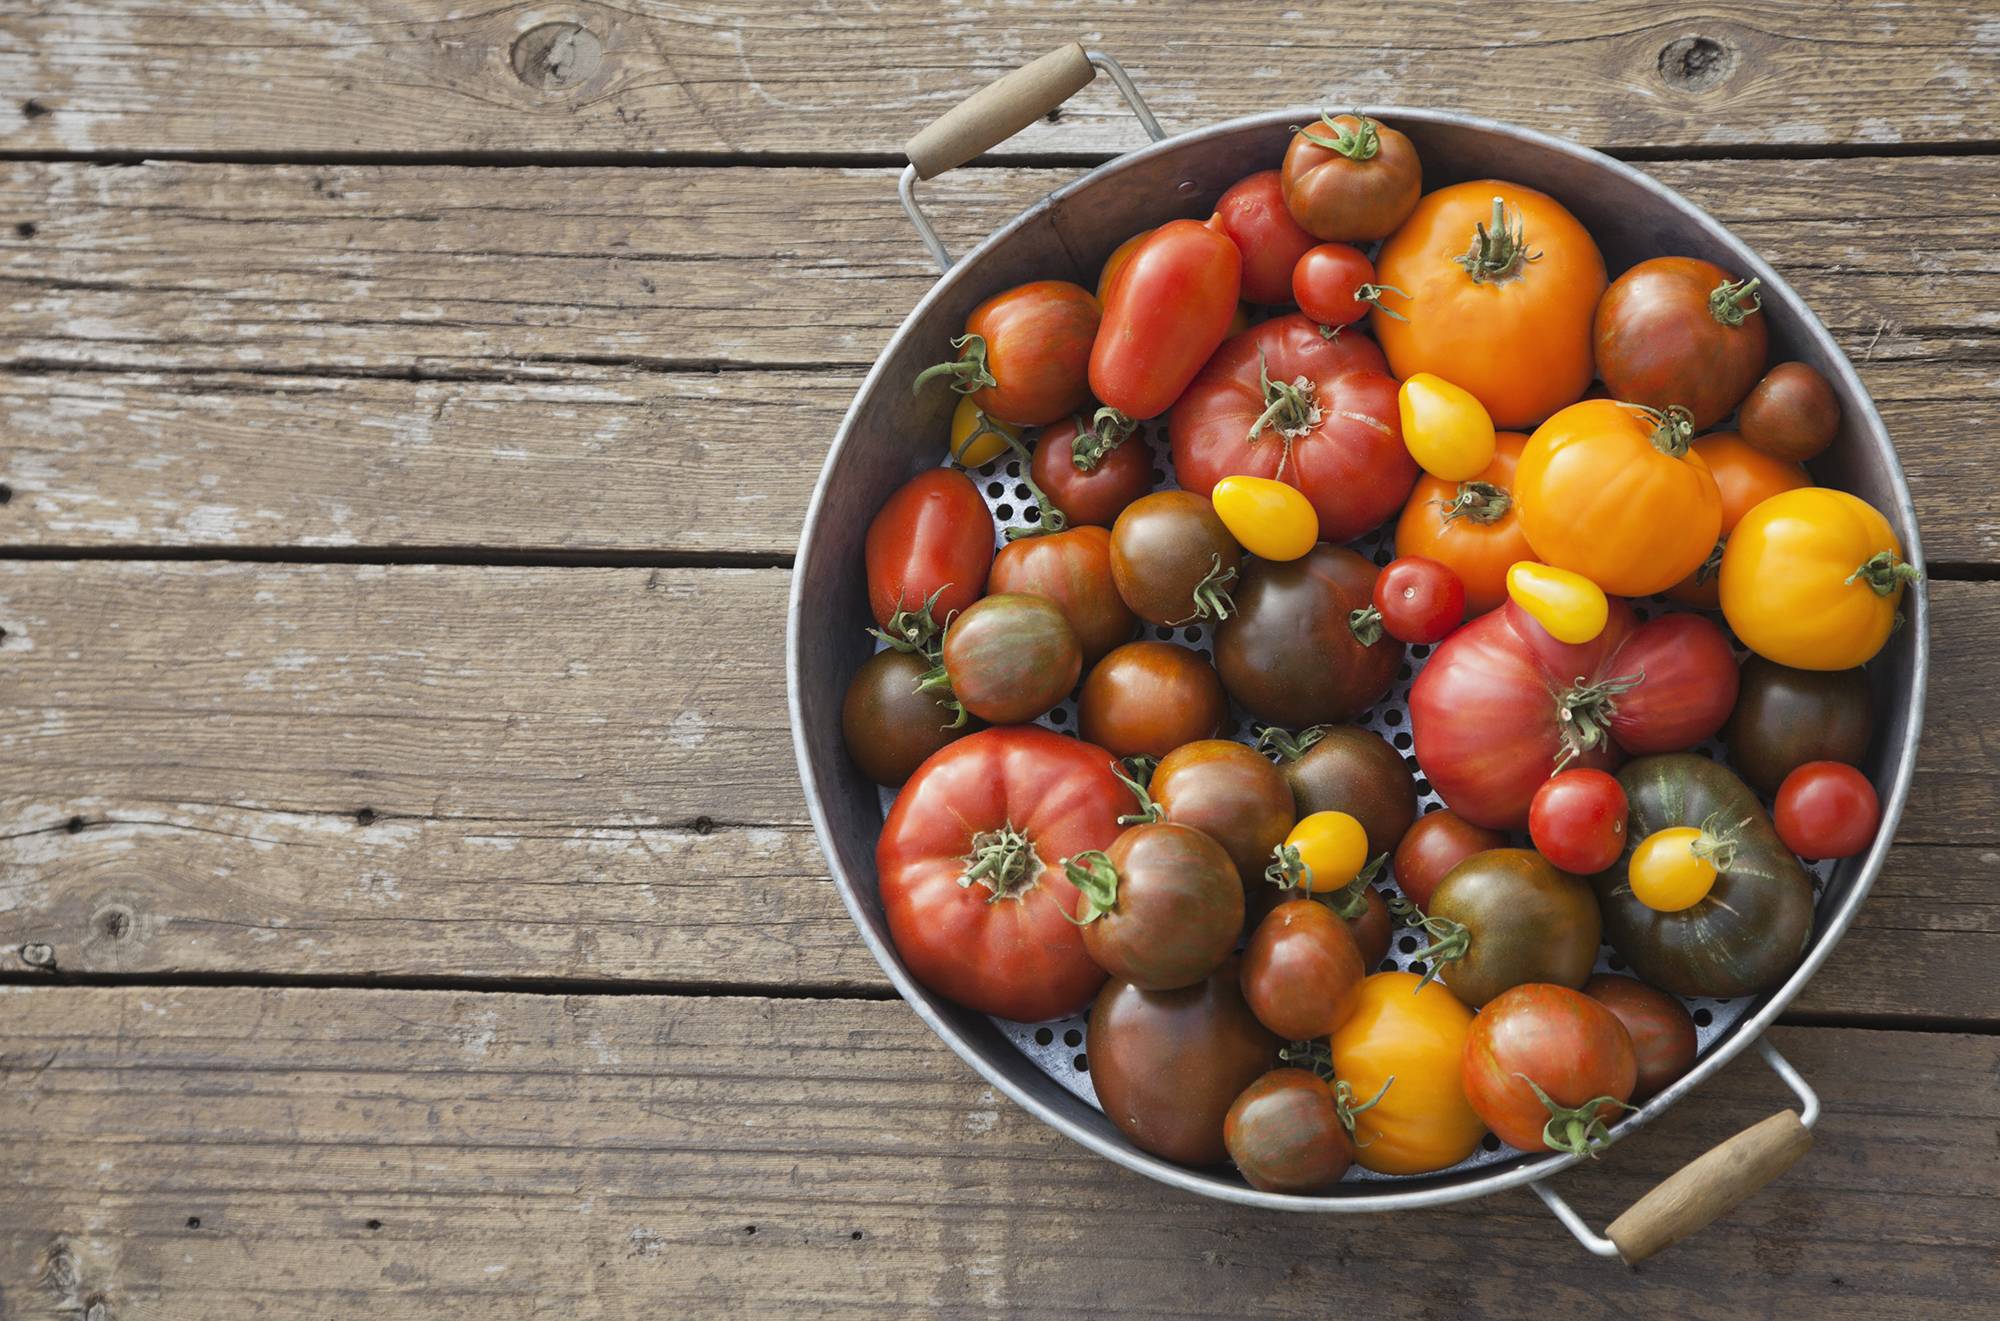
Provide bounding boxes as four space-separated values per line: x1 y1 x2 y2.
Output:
877 727 1128 1021
914 279 1100 427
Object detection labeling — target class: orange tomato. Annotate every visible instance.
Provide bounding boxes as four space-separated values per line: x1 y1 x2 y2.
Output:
1666 431 1810 608
1395 431 1534 615
1371 182 1606 429
1516 399 1721 597
1329 971 1486 1174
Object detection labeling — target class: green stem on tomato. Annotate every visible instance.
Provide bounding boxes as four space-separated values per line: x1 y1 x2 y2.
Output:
1846 550 1922 596
1295 110 1380 159
912 332 997 396
959 822 1038 902
1452 197 1540 285
1708 276 1763 327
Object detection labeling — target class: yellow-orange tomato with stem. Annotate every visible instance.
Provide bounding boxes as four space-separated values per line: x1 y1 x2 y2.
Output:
1329 971 1486 1175
1719 487 1918 670
1516 399 1721 597
1505 562 1608 644
1628 826 1718 913
948 395 1020 470
1398 373 1496 481
1667 431 1810 608
1267 811 1370 894
1395 432 1534 616
1211 475 1319 561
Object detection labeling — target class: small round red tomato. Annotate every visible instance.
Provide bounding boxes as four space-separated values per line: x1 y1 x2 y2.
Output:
988 525 1136 666
864 468 996 630
1109 490 1245 627
1090 216 1244 422
1225 1067 1381 1193
1077 641 1227 762
1030 416 1154 529
1775 761 1881 860
1241 898 1366 1040
1462 983 1637 1153
877 727 1126 1021
1391 810 1506 913
1144 739 1296 886
1529 769 1629 875
841 648 972 787
936 593 1081 725
1280 113 1422 242
1367 556 1465 645
1215 169 1321 305
1582 974 1697 1102
1292 242 1395 329
1069 822 1244 991
914 279 1101 427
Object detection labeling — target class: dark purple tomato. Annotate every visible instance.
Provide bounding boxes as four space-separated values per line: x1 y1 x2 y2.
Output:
840 648 970 786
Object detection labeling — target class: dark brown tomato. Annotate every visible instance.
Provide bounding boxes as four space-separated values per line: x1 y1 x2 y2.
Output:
1148 739 1295 886
1594 256 1769 430
1737 361 1840 463
1072 822 1243 991
1031 418 1156 529
1077 641 1227 761
1391 809 1507 912
1582 974 1698 1102
1087 961 1281 1166
1214 545 1402 727
938 593 1081 725
1244 880 1391 968
1242 899 1366 1040
1726 656 1874 798
1279 113 1423 242
840 649 971 787
1424 848 1601 1008
1224 1068 1357 1193
1343 883 1394 968
988 525 1136 667
1110 490 1245 627
1269 726 1417 855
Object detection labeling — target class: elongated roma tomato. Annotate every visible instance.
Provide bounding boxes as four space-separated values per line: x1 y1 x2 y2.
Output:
915 280 1100 427
1331 972 1485 1174
1090 216 1243 422
1215 169 1321 304
1097 228 1152 302
1211 475 1319 561
1720 487 1917 670
1399 373 1496 481
864 468 995 630
1506 562 1608 645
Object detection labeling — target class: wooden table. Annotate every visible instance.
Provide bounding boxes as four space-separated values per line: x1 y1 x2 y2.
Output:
2 4 1996 1315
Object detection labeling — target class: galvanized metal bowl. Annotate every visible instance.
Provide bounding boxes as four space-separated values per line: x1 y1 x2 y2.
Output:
788 75 1927 1251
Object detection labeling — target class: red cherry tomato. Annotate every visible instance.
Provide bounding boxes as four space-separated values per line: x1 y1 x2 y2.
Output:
1030 417 1155 530
1369 556 1465 645
1774 761 1880 859
864 468 996 631
1529 769 1630 874
1214 170 1321 305
1291 243 1391 329
1090 216 1244 422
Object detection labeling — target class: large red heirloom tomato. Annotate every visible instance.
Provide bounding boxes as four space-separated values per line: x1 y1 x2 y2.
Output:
876 727 1127 1022
1170 314 1415 543
1409 599 1738 830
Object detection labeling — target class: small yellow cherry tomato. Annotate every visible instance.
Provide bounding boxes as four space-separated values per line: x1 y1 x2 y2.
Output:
1274 810 1369 893
1506 561 1608 644
1398 372 1497 481
948 396 1019 470
1211 475 1320 561
1628 826 1718 912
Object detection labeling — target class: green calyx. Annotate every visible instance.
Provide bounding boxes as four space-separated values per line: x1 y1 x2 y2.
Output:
1297 110 1380 160
1070 407 1137 472
1518 1074 1638 1157
1279 1039 1336 1081
1693 537 1725 586
1691 809 1752 874
1325 855 1386 920
1264 842 1311 891
1247 350 1323 446
1061 850 1121 925
914 661 970 729
1349 604 1385 646
1254 723 1329 763
1554 668 1644 771
1388 895 1467 991
1440 480 1512 526
1353 282 1411 322
1708 277 1763 327
1624 402 1694 458
912 333 996 397
1172 553 1238 626
1121 754 1158 788
990 426 1068 542
867 585 950 660
1846 550 1922 596
1334 1075 1394 1143
1453 197 1541 285
1113 763 1162 826
959 822 1038 903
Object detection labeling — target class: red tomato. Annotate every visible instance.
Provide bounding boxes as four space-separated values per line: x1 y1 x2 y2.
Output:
1370 556 1465 645
1461 984 1637 1153
1240 898 1366 1040
914 280 1101 427
1529 769 1629 874
876 728 1126 1021
1215 170 1322 305
864 468 995 630
988 526 1137 666
1090 216 1244 422
1582 974 1697 1102
1030 417 1155 529
1774 761 1881 859
1292 243 1397 330
1169 314 1415 543
1410 600 1739 830
1392 810 1506 912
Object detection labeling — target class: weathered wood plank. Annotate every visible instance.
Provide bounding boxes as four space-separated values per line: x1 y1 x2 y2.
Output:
0 989 1993 1319
2 563 1991 1019
3 2 1996 158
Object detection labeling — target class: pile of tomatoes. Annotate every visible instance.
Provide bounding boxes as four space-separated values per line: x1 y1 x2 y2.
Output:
843 112 1918 1191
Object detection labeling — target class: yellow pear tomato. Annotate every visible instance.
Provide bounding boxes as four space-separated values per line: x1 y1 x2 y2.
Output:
1505 561 1608 644
1268 810 1369 893
948 396 1019 470
1330 971 1486 1174
1210 475 1320 562
1719 487 1917 670
1398 372 1497 481
1628 826 1718 912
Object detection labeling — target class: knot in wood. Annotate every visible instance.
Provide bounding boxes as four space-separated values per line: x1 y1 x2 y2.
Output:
1658 35 1735 92
93 904 134 942
511 22 605 93
20 941 56 969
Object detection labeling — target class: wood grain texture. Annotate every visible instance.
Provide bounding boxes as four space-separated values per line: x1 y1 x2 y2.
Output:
0 989 1994 1319
2 157 1995 560
3 2 1996 158
2 561 1991 1019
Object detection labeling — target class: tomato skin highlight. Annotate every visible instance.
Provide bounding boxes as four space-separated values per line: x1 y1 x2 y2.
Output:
1372 556 1465 645
1211 474 1319 562
863 468 995 631
1774 761 1881 860
1529 769 1629 875
1330 972 1485 1174
1583 974 1697 1102
1215 169 1322 305
1462 984 1637 1152
1090 216 1244 421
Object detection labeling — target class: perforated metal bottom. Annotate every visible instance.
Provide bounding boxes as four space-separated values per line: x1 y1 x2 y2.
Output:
878 412 1832 1182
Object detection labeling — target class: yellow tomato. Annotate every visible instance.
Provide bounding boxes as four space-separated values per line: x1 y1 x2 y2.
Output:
1505 561 1608 644
948 396 1019 469
1330 972 1486 1174
1628 827 1717 912
1719 487 1917 670
1398 372 1497 481
1211 475 1320 561
1271 810 1369 893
